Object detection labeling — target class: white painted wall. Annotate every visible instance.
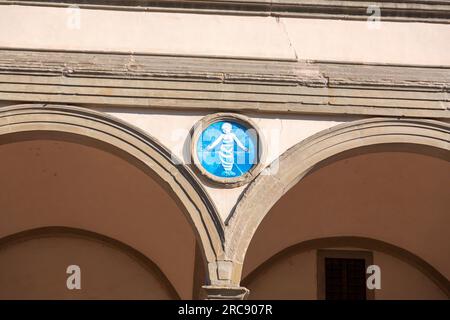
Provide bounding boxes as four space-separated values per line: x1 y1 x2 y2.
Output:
283 18 450 66
1 5 449 65
98 107 356 221
0 5 295 60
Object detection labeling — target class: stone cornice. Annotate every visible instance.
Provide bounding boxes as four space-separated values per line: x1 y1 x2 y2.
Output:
0 49 448 118
2 0 450 23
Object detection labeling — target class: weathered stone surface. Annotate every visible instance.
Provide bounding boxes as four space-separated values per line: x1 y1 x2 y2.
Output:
0 49 448 118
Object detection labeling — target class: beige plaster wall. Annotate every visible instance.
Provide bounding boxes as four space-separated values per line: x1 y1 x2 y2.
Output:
1 5 449 65
0 5 295 60
374 251 446 300
245 248 317 300
244 248 447 300
0 233 177 299
242 147 450 283
0 135 198 299
283 18 450 66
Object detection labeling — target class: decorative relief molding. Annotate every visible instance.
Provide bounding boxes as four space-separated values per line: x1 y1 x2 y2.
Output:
0 49 448 118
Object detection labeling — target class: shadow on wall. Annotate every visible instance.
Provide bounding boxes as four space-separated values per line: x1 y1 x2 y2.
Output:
0 227 180 299
243 237 450 300
240 144 450 300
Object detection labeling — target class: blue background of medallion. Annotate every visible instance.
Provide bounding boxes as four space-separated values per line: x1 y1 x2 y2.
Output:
196 121 258 178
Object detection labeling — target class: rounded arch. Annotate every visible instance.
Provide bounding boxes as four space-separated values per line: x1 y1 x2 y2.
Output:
0 103 225 284
242 236 450 299
227 118 450 279
0 226 181 299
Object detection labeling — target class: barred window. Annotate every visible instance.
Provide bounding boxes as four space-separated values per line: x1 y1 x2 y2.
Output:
325 258 367 300
318 250 374 300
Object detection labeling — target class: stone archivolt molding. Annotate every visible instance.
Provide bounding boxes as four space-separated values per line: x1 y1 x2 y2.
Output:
0 49 448 119
3 0 450 23
224 117 450 284
0 103 227 284
0 104 449 290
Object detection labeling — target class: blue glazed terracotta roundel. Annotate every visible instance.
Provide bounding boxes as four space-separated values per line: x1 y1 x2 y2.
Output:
196 120 258 178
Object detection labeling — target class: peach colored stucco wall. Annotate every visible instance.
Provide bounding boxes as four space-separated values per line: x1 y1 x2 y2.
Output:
1 5 449 65
245 249 318 300
0 136 197 299
243 146 450 299
244 249 447 300
374 251 446 300
0 234 176 299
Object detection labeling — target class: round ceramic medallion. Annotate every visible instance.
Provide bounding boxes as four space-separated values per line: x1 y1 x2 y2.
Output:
191 113 264 187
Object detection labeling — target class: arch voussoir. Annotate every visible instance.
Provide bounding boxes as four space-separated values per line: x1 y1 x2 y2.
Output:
225 117 450 284
0 103 225 285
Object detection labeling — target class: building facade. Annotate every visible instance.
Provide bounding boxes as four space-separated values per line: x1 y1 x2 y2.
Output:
0 0 449 299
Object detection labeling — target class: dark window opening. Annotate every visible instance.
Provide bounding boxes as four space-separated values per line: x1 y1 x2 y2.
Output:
325 257 366 300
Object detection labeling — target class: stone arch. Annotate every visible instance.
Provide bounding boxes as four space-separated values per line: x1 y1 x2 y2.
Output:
0 226 181 299
0 103 225 285
226 118 450 283
242 236 450 299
